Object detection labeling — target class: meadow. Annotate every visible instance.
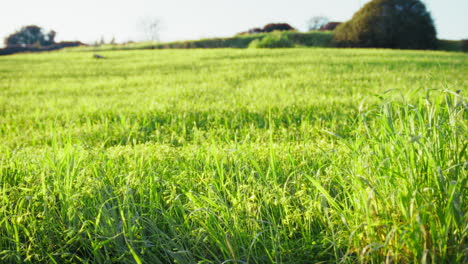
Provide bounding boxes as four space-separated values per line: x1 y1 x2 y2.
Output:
0 48 466 263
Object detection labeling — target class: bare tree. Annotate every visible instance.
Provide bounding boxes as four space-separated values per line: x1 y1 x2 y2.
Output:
139 17 162 42
307 16 330 31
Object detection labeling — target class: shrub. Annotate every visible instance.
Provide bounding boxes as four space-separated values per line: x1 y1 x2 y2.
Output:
239 23 296 35
461 39 468 52
287 32 334 47
248 28 264 34
262 23 296 33
334 0 437 49
0 41 84 56
319 22 342 31
249 33 294 48
437 40 462 52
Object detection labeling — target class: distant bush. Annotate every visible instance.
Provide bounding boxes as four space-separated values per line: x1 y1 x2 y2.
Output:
437 40 462 52
72 32 334 52
319 22 342 31
155 36 260 49
287 32 334 47
461 39 468 52
262 23 296 33
247 28 264 34
334 0 437 49
0 41 84 56
249 33 294 48
239 23 296 35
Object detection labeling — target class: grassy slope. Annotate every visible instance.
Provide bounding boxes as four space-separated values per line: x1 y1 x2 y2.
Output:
0 48 467 263
1 32 462 55
70 32 332 51
68 32 463 53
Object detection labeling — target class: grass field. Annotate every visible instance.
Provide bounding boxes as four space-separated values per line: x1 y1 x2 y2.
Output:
0 48 467 263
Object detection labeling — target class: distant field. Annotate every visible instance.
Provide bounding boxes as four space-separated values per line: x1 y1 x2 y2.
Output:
67 32 465 52
0 48 466 263
68 31 335 52
1 32 464 55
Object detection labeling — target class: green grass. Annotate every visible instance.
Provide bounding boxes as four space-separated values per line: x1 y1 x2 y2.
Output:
248 33 294 49
0 48 467 263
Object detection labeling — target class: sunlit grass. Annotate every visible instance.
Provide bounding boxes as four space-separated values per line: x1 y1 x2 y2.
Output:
0 48 466 263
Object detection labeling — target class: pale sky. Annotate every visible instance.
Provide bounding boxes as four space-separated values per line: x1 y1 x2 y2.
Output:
0 0 466 47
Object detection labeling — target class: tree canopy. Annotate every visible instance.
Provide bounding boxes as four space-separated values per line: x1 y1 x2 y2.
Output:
239 23 296 35
334 0 437 49
4 25 56 47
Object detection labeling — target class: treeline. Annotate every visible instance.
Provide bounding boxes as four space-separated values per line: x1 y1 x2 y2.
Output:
154 32 333 49
0 41 84 55
69 31 334 52
0 25 84 55
75 32 465 53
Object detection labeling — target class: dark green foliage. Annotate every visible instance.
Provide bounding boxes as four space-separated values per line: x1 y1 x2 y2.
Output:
287 32 334 47
247 27 264 34
237 27 264 35
319 22 341 31
248 33 294 48
155 36 260 49
239 23 296 35
437 40 463 52
334 0 437 49
461 39 468 52
262 23 296 33
4 25 56 48
0 41 84 56
81 32 333 52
